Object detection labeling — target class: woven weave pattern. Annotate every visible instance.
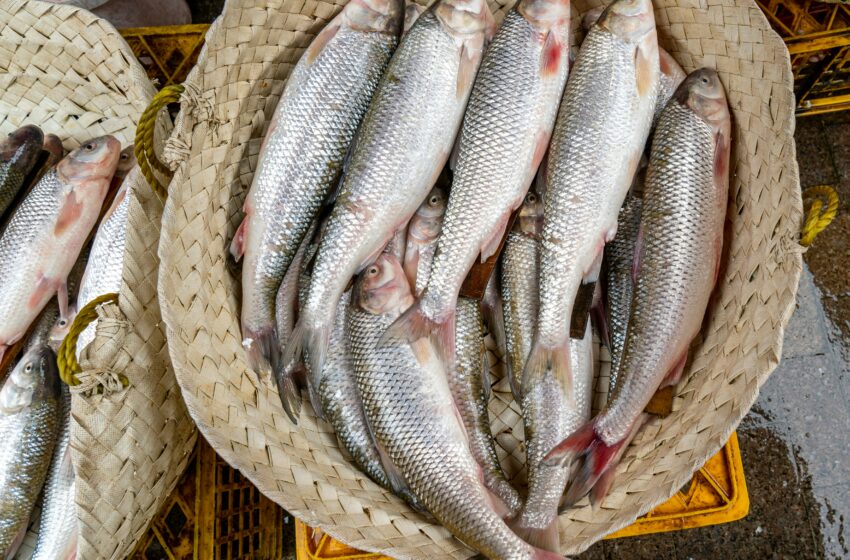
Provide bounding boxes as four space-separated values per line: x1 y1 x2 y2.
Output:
0 2 197 559
158 0 802 557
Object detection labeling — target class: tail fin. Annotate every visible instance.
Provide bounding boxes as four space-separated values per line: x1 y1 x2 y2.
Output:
230 217 248 262
543 420 627 508
383 299 456 368
521 342 572 407
273 360 302 424
242 323 279 378
283 319 329 420
513 519 560 553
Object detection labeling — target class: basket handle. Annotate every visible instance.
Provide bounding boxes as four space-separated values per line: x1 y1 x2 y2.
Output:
800 185 838 247
58 292 122 387
135 84 185 200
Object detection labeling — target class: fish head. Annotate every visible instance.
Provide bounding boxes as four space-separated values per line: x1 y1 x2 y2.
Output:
434 0 493 39
517 0 571 30
49 304 78 348
1 124 44 169
354 253 413 315
344 0 405 35
517 190 544 236
115 144 137 181
0 347 59 415
408 187 446 243
598 0 655 43
57 135 121 187
581 6 604 32
43 133 65 166
677 68 730 131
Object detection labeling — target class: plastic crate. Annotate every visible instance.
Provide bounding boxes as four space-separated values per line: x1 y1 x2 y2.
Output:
294 433 748 559
119 24 210 87
757 0 850 115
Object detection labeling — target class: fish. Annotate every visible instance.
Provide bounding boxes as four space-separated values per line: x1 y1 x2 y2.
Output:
347 253 561 560
480 272 510 397
452 297 522 517
604 188 641 396
386 0 571 366
231 0 404 379
73 166 135 360
0 125 44 218
526 0 659 408
545 68 732 506
112 144 136 189
0 345 62 559
403 1 424 34
30 386 76 560
402 186 446 294
500 191 543 405
38 134 65 182
290 0 492 390
0 136 120 364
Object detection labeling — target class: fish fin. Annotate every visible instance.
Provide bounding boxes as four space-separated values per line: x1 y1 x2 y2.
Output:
373 439 408 496
541 421 597 468
54 190 83 236
273 360 302 424
631 224 645 284
382 299 456 367
480 212 512 263
57 279 69 322
713 128 730 185
522 342 572 407
516 522 560 552
241 323 278 378
540 29 565 78
230 217 248 262
634 36 657 99
306 22 340 65
661 350 688 388
28 276 58 312
0 346 6 368
589 465 618 510
457 40 481 98
283 318 327 419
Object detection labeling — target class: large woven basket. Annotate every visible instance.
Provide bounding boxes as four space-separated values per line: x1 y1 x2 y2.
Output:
0 2 197 559
157 0 802 557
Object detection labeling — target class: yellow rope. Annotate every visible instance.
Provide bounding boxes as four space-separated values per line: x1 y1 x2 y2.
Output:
135 84 185 200
800 185 839 247
58 293 120 387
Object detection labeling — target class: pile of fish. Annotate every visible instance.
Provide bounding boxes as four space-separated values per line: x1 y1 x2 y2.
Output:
233 0 732 556
0 124 137 559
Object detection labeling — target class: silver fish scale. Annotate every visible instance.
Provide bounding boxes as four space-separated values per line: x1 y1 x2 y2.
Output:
421 10 567 317
31 388 76 560
348 307 536 559
0 369 60 556
519 326 593 530
414 240 437 294
538 28 656 348
500 231 539 384
304 10 470 334
597 101 721 445
605 193 642 395
451 298 521 515
75 182 131 359
242 26 398 332
318 292 391 489
0 160 26 217
0 170 67 325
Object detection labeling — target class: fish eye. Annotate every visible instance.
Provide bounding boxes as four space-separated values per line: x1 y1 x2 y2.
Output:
24 363 32 373
59 319 67 327
429 196 439 205
701 76 710 84
120 152 129 161
84 143 95 151
526 193 537 204
367 266 379 277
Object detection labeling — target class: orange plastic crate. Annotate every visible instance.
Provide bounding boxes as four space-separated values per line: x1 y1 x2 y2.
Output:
295 433 748 559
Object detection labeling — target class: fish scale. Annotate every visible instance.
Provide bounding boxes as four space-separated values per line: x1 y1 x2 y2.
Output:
236 1 402 374
0 126 43 219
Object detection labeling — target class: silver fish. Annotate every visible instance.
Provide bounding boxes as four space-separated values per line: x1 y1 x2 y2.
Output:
74 166 135 360
0 136 120 364
31 387 76 560
232 0 404 377
402 186 446 295
0 125 44 218
452 297 522 517
348 254 561 560
387 0 570 366
527 0 658 405
500 191 543 404
545 68 732 507
0 346 61 559
291 0 492 389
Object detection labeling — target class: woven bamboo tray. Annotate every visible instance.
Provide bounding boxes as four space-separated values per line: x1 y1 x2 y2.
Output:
0 2 197 558
157 0 802 557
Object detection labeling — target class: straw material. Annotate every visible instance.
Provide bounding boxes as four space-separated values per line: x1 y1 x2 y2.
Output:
0 2 196 559
158 0 802 556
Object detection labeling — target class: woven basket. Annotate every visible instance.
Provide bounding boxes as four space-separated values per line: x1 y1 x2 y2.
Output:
0 2 197 559
157 0 802 557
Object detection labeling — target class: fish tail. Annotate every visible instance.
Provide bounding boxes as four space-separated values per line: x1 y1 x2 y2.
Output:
513 521 560 553
382 299 456 367
521 341 572 405
282 319 320 419
273 360 302 424
241 323 279 377
543 420 627 508
230 216 248 262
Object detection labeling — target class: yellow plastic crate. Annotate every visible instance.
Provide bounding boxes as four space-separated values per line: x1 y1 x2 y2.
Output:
119 24 210 87
294 433 748 559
